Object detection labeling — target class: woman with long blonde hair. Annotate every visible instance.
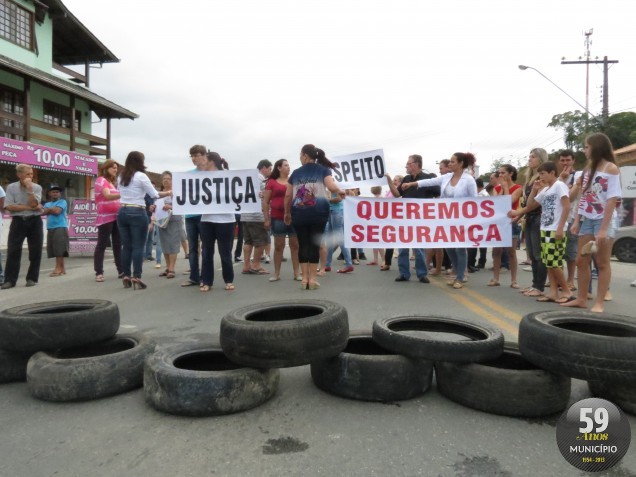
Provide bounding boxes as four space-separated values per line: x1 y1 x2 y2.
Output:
519 148 547 297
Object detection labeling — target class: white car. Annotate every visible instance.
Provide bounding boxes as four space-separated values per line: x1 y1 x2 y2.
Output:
613 225 636 263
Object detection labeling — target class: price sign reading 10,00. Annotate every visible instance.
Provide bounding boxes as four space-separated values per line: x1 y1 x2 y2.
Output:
73 225 98 235
34 149 71 167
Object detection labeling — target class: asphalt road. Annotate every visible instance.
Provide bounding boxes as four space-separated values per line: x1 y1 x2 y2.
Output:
1 249 635 477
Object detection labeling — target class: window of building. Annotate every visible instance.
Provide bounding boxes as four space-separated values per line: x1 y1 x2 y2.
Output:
0 0 33 50
0 86 25 140
43 100 81 131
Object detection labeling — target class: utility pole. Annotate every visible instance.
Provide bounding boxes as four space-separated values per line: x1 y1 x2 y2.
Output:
561 30 618 127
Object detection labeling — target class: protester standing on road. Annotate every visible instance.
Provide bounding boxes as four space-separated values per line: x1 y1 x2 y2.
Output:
284 144 345 290
562 133 622 313
509 161 571 303
263 159 301 282
385 155 439 284
182 145 208 287
402 152 478 289
156 171 182 280
117 151 171 290
42 185 69 277
519 148 547 297
241 159 272 275
199 152 235 292
1 164 43 289
381 174 404 272
557 149 581 292
93 159 122 282
489 164 522 289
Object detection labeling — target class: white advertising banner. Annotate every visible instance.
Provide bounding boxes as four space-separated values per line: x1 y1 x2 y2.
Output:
331 149 386 188
172 169 261 215
620 166 636 198
343 196 512 248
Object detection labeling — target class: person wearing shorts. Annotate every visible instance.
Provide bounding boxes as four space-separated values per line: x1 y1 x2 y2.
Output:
42 185 69 277
512 161 571 303
263 159 300 281
241 160 272 275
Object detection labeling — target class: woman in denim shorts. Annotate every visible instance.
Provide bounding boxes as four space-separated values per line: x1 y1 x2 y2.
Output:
263 159 300 282
562 133 622 313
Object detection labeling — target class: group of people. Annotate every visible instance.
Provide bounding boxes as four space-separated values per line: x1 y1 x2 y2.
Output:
0 164 70 289
0 134 627 311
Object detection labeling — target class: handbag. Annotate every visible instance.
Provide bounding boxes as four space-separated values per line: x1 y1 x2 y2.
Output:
156 211 172 229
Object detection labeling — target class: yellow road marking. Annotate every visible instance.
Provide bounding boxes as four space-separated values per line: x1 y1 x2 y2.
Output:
429 278 519 336
462 287 523 324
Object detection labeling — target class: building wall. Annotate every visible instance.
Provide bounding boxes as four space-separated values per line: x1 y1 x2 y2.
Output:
2 0 54 72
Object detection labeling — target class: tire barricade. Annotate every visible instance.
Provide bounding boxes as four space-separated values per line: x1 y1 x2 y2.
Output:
2 300 634 417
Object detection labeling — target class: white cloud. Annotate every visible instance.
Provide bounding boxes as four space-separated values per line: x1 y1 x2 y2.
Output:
64 0 636 181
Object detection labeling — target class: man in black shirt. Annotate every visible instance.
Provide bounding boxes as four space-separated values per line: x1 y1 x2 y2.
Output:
385 154 439 283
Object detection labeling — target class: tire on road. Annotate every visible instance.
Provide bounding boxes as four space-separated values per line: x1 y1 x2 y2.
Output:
144 340 279 416
0 349 32 384
27 332 154 401
518 310 636 381
0 300 120 352
310 330 434 402
220 300 349 368
372 315 504 363
435 343 571 417
588 380 636 416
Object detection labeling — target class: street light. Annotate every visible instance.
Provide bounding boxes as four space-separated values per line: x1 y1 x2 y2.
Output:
518 64 603 126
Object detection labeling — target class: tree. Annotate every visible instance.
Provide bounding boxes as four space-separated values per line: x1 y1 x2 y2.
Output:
605 112 636 149
547 110 597 150
548 110 636 151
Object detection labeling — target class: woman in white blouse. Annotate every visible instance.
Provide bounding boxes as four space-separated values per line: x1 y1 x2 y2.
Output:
402 152 478 289
199 152 236 292
117 151 171 289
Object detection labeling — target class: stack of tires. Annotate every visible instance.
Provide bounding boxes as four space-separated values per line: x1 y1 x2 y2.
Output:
369 316 571 417
144 300 350 416
0 300 154 401
519 310 636 415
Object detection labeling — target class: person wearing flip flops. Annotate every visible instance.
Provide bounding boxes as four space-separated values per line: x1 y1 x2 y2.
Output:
199 153 236 292
489 164 522 290
517 148 548 297
509 161 572 304
240 159 272 276
557 149 582 293
156 172 182 280
562 133 622 313
42 185 69 278
263 159 301 282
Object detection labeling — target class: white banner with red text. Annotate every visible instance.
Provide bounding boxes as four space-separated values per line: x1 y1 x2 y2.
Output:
172 169 261 215
343 196 512 248
331 149 386 189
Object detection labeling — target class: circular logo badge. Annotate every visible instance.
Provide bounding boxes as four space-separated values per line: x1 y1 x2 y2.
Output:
556 398 631 472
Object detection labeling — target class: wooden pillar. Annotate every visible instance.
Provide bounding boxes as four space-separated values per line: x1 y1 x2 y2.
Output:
24 77 31 141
